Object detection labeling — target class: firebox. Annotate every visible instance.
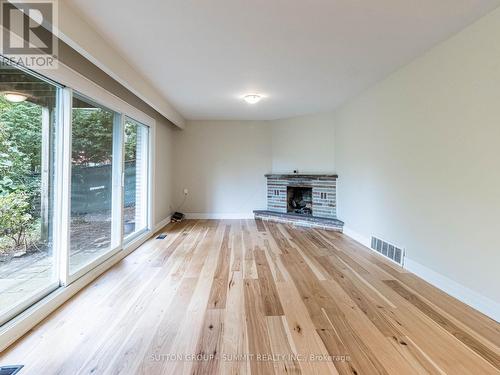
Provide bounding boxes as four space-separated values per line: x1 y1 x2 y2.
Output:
287 186 313 215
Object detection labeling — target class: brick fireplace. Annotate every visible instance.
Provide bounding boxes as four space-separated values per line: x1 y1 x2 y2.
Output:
254 174 343 231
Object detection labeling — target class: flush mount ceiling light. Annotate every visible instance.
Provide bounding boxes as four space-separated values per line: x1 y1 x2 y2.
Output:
243 94 262 104
3 92 28 103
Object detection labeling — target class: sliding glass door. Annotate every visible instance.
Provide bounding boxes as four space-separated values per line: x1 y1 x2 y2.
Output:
0 59 153 326
0 63 60 325
123 117 149 241
69 93 121 275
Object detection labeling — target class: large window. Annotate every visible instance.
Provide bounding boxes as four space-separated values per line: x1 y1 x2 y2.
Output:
0 64 60 325
123 117 149 240
0 59 153 326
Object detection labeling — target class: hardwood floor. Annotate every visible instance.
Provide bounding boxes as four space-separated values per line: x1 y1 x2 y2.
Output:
1 219 499 374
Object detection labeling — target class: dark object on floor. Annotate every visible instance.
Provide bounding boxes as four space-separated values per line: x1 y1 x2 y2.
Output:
171 212 185 222
0 365 24 375
156 233 167 239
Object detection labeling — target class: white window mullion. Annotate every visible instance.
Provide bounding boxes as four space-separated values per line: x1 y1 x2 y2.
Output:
111 114 125 249
54 87 73 286
147 123 155 232
135 125 149 231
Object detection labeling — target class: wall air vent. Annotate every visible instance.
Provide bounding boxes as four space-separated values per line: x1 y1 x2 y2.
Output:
370 236 405 266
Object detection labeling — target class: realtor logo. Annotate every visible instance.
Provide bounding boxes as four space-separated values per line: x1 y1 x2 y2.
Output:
0 0 58 68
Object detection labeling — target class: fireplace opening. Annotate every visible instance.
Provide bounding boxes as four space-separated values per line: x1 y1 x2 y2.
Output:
287 186 312 216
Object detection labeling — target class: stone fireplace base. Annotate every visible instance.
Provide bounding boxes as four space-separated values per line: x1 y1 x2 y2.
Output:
253 210 344 231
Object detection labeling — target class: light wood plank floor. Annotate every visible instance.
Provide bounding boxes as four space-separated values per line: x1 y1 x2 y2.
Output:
1 219 499 374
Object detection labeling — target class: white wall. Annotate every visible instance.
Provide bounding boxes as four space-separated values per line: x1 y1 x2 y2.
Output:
335 7 500 316
172 115 336 217
153 122 175 225
172 121 272 217
271 112 335 173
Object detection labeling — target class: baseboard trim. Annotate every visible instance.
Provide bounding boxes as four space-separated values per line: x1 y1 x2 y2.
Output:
342 226 500 323
404 258 500 323
154 215 172 232
0 215 173 352
184 213 255 220
343 226 371 247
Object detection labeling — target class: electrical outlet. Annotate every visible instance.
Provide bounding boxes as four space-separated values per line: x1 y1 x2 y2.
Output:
183 188 189 195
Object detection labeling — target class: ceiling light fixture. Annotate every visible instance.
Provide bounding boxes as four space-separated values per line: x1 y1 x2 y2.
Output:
243 94 262 104
3 92 28 103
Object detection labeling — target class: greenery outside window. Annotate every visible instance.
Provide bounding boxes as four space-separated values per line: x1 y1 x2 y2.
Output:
0 59 153 328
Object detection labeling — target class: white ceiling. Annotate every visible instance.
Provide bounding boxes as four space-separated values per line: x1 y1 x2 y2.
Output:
66 0 500 121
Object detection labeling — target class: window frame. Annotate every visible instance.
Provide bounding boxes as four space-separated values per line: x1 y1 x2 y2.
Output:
42 63 157 259
0 57 156 326
123 116 152 244
47 66 156 285
0 58 65 326
66 91 124 283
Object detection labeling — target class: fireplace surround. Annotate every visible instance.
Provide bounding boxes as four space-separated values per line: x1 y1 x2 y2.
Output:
254 174 343 231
